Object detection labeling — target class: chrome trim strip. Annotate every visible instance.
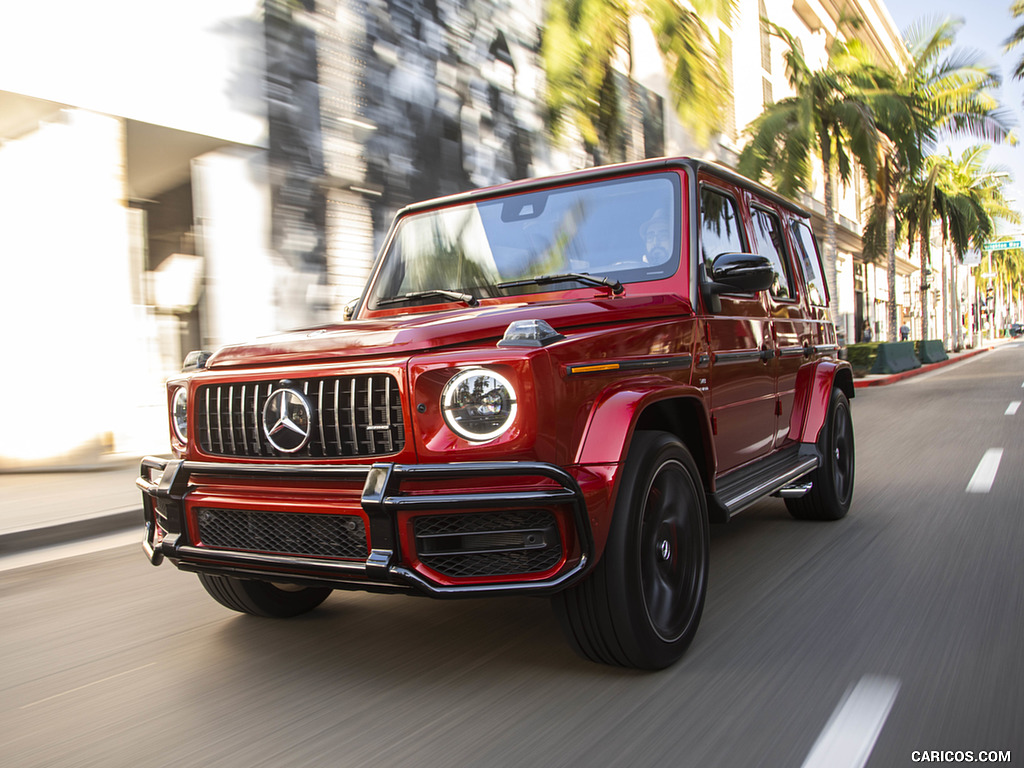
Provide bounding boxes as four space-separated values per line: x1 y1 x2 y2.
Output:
205 388 212 451
317 380 327 451
227 386 236 454
349 379 358 454
240 385 250 454
366 376 376 454
334 380 342 452
713 350 763 364
778 346 807 358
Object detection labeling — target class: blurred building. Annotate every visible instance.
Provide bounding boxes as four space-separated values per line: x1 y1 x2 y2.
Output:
0 1 283 468
0 0 910 469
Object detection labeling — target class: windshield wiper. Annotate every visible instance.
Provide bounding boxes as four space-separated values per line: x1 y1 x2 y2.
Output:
495 272 624 295
376 289 479 308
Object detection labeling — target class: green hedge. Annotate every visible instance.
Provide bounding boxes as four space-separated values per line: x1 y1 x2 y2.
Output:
845 342 880 376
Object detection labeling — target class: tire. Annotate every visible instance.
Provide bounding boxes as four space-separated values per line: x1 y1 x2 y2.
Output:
786 387 855 521
198 573 332 618
553 431 710 670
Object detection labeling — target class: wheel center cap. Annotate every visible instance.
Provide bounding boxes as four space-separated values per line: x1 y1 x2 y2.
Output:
659 539 672 561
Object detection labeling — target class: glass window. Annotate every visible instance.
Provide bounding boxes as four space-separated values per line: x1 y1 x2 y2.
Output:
793 221 829 306
367 173 680 309
749 207 794 301
699 187 746 279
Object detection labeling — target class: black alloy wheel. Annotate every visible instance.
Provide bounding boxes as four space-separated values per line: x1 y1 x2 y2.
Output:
786 387 855 521
553 431 709 669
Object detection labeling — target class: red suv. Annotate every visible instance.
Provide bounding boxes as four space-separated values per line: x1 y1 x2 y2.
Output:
138 157 854 669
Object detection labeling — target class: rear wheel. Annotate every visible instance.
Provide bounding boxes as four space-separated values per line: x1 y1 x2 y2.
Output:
786 387 854 521
553 431 709 669
198 573 332 618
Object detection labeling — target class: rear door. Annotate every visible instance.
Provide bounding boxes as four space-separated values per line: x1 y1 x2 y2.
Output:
747 202 805 450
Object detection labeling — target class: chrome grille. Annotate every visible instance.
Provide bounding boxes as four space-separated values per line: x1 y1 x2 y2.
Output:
195 375 405 458
196 507 367 559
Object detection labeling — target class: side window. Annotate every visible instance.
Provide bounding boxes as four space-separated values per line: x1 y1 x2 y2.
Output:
749 207 795 301
699 186 746 278
793 221 829 306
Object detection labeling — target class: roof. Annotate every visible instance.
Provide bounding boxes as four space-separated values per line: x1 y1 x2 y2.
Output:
398 156 812 219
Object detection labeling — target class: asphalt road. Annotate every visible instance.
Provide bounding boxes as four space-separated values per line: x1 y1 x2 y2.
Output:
2 345 1022 768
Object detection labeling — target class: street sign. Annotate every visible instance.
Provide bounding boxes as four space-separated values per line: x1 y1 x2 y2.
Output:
981 240 1021 251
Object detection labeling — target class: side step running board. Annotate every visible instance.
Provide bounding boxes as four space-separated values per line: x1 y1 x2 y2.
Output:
713 448 819 517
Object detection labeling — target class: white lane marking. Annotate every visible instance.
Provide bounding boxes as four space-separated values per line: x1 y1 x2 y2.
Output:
1007 401 1021 416
801 676 900 768
966 448 1004 494
21 663 157 709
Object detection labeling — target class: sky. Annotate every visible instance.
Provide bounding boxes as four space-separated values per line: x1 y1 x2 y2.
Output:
881 0 1024 236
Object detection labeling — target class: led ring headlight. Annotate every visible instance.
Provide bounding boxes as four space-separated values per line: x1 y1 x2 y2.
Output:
171 387 188 443
441 368 518 441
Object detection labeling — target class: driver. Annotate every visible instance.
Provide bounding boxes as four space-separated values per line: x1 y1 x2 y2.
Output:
640 209 672 264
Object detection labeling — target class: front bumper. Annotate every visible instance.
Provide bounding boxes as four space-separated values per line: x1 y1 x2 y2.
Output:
136 457 593 596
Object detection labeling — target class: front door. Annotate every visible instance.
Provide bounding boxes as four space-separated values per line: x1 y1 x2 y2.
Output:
697 181 776 473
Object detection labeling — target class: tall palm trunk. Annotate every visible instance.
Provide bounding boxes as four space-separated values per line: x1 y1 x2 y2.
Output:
821 138 840 328
953 263 963 349
940 238 949 349
886 170 897 342
920 232 929 340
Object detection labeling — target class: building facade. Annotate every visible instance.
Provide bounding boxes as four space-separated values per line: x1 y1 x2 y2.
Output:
0 0 920 468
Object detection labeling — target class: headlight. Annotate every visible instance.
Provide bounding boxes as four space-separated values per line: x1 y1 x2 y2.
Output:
171 387 188 443
441 368 517 441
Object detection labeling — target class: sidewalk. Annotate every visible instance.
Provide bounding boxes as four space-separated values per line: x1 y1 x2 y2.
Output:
0 341 1008 557
0 463 145 554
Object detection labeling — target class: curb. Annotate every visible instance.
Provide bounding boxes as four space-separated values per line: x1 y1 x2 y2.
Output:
853 346 991 388
0 508 142 556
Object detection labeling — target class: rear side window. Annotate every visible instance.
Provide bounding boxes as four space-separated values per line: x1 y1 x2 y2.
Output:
749 207 794 301
793 221 829 306
699 187 746 278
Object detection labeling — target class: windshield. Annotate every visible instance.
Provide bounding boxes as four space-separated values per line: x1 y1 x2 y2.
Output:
366 173 681 310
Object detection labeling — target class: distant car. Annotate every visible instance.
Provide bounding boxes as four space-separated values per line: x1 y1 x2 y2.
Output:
137 157 855 670
1009 323 1023 338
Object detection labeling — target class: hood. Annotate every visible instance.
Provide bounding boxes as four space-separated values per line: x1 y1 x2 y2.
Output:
206 294 694 369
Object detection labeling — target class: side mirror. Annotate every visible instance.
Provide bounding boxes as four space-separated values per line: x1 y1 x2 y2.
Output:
700 253 776 313
710 253 776 292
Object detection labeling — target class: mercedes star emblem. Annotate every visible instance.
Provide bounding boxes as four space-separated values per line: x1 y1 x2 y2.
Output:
262 388 313 453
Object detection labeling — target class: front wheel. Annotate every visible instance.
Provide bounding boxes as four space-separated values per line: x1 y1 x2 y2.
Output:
553 431 709 669
786 387 855 521
198 573 332 618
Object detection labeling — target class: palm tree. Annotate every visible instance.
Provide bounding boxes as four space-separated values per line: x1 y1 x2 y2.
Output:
1004 1 1024 83
542 0 733 163
903 149 986 343
900 145 1018 346
738 23 882 322
866 18 1013 342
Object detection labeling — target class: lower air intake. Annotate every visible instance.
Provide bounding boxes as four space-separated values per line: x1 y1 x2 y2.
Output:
414 510 562 578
